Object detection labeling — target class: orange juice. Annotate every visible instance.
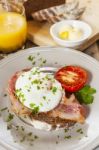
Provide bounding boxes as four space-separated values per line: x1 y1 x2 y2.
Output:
0 12 27 53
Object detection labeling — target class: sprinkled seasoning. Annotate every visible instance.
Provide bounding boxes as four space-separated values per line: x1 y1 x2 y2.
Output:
28 55 37 66
28 132 32 136
56 141 59 144
6 113 14 122
34 135 38 139
0 107 8 112
43 59 47 64
55 62 58 64
52 87 57 94
30 103 36 108
28 55 35 62
43 96 46 100
38 57 47 67
37 85 40 90
27 89 30 92
20 136 26 142
21 126 25 131
32 61 36 65
29 77 31 80
40 102 43 107
32 106 39 114
31 69 40 75
76 128 83 134
16 125 19 130
31 79 41 84
45 75 52 81
64 128 69 133
29 103 40 114
28 54 47 68
64 135 71 139
30 103 40 113
7 124 12 130
15 89 26 104
3 93 7 97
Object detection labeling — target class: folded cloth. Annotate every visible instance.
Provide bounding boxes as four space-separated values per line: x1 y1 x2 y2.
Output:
32 1 85 23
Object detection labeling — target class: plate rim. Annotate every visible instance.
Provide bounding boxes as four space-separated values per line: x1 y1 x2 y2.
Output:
0 46 99 68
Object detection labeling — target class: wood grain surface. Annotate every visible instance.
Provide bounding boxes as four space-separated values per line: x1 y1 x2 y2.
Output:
27 0 99 51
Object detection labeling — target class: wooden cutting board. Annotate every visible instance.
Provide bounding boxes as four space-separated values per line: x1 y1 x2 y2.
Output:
27 0 99 51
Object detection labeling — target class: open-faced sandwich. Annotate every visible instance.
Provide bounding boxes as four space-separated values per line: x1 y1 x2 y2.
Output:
8 66 96 130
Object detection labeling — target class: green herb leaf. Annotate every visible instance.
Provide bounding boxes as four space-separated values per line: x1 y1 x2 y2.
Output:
40 102 43 107
43 96 46 100
52 87 57 94
76 128 83 134
30 103 39 114
34 135 38 139
20 136 26 142
7 124 12 130
32 106 39 114
31 79 40 84
29 103 36 108
6 113 14 122
43 59 47 64
28 132 32 136
64 135 71 139
28 55 35 61
37 86 40 90
75 85 96 104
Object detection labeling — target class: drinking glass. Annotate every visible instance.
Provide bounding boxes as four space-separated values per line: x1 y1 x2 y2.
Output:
0 1 27 53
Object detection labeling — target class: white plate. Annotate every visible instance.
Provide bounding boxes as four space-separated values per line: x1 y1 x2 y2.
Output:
0 47 99 150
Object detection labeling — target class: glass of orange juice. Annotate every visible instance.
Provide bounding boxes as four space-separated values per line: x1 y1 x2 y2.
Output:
0 1 27 53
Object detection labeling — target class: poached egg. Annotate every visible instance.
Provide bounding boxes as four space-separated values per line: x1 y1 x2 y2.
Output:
15 67 63 112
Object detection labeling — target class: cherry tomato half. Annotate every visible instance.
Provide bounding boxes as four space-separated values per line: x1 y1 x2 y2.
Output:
55 66 88 92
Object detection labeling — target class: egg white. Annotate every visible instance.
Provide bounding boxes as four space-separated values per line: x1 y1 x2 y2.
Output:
15 67 63 112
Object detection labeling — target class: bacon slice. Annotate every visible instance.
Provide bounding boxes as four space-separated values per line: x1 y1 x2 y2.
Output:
49 93 86 123
8 70 86 128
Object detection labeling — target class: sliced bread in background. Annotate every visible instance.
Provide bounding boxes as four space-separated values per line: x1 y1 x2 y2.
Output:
24 0 65 19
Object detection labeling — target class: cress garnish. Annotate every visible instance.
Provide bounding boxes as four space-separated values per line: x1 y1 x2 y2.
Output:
29 103 39 114
6 113 14 122
76 128 83 134
52 86 57 94
64 135 72 139
7 124 12 130
28 55 35 62
15 89 26 104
